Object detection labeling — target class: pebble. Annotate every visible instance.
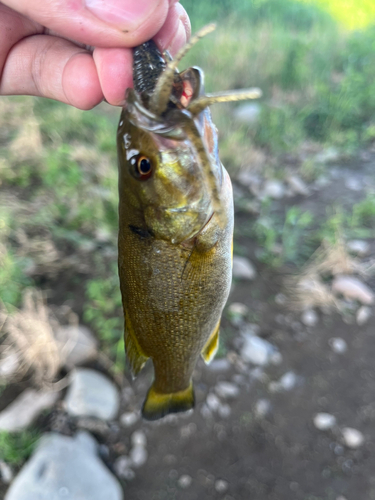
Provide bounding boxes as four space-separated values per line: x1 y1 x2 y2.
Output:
55 325 98 368
315 147 339 164
0 350 20 379
347 240 371 257
215 381 239 399
287 175 309 196
4 432 123 500
114 456 135 481
64 368 120 420
356 306 372 326
207 358 231 372
313 413 337 431
332 275 374 305
341 427 364 449
262 179 285 199
0 461 14 484
241 334 279 366
345 177 362 191
232 256 257 280
120 411 139 427
129 446 148 468
178 474 192 489
206 393 221 412
215 479 229 493
269 371 298 392
233 102 261 126
329 338 348 354
131 430 147 448
301 309 319 327
275 293 287 306
217 404 231 419
254 399 271 418
0 389 59 432
227 302 248 326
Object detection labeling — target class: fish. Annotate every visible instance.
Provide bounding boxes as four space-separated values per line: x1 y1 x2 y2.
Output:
117 24 261 420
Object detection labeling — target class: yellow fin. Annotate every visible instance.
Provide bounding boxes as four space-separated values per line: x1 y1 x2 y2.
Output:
201 320 220 364
142 382 195 421
124 310 148 377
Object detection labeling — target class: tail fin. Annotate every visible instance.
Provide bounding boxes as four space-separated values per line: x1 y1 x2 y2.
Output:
142 382 195 421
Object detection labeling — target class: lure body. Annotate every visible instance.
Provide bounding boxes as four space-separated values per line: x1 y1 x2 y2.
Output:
117 29 260 420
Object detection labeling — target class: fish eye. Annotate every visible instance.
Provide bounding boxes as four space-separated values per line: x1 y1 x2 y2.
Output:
130 154 153 180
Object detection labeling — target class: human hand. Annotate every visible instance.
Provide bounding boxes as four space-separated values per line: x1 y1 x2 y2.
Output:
0 0 190 109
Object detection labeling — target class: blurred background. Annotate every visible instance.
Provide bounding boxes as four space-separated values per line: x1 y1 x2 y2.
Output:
1 0 375 499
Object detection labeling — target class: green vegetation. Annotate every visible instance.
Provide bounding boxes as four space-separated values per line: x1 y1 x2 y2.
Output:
0 430 40 465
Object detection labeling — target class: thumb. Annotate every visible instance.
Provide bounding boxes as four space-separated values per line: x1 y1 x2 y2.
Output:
2 0 170 48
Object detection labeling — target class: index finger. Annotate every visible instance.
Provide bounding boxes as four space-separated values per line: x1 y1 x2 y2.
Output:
2 0 170 48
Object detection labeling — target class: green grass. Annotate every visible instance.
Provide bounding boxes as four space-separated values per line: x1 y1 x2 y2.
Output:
0 430 40 465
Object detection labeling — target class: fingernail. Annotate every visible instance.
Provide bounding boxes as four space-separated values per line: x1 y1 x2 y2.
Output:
85 0 155 30
168 19 187 55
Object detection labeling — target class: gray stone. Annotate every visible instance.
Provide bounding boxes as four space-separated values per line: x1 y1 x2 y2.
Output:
129 446 148 468
254 399 271 418
315 147 339 164
0 389 59 432
270 371 298 392
345 177 362 191
178 475 192 489
232 256 256 280
287 175 309 196
0 349 20 380
214 479 229 493
329 337 348 354
120 411 139 427
64 369 119 420
301 309 319 327
313 413 336 431
55 325 98 368
356 306 372 325
332 276 374 305
341 427 364 449
0 461 14 484
241 335 279 366
347 240 371 257
207 358 231 372
114 456 133 479
217 403 231 419
233 102 261 126
206 393 221 412
214 381 239 399
130 430 146 448
4 432 123 500
263 179 285 199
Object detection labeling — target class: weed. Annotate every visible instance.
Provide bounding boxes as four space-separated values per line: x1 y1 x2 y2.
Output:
0 429 40 465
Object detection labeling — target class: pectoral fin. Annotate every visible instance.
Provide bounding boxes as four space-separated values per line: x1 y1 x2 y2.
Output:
142 382 195 421
201 320 220 364
124 309 148 377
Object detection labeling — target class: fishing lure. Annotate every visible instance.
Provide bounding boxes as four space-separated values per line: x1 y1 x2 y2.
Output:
117 25 261 420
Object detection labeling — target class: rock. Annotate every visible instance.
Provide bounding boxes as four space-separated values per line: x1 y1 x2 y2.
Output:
332 276 374 305
270 371 298 392
217 403 231 419
347 240 371 257
263 179 285 199
206 393 221 412
55 325 98 368
341 427 364 449
232 256 256 280
287 175 309 196
0 461 14 484
275 293 287 306
64 369 119 420
0 389 59 432
215 479 229 493
131 430 146 448
215 381 239 399
207 358 231 372
129 446 148 468
120 411 139 427
356 306 372 325
227 302 248 326
329 337 348 354
4 432 123 500
0 349 20 380
345 177 362 191
301 309 318 327
315 147 339 164
254 399 271 418
178 475 192 489
114 456 134 480
233 102 261 126
241 335 279 366
313 413 336 431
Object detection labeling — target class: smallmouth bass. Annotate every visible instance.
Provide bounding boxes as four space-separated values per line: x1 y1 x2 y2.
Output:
117 25 261 420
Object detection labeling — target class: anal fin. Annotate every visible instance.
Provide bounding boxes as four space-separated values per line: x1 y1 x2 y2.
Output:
142 382 195 421
124 309 148 377
201 320 220 364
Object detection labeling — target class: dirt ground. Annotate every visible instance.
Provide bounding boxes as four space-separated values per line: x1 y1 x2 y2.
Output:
1 156 375 500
